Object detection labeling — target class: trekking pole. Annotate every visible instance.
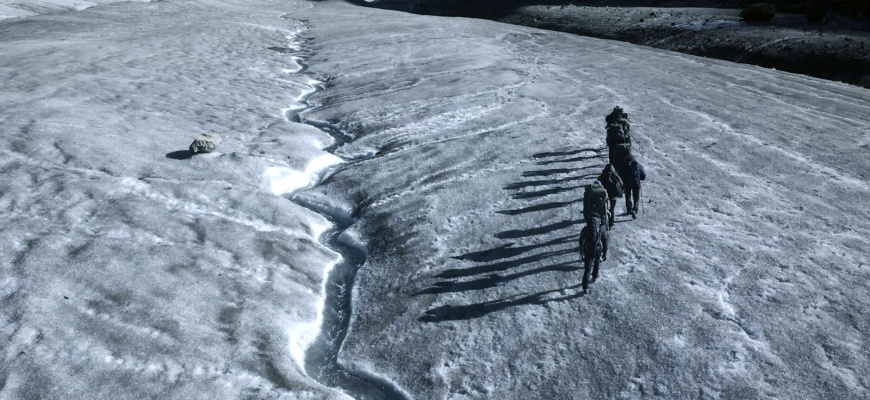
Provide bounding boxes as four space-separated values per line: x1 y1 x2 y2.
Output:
640 186 644 215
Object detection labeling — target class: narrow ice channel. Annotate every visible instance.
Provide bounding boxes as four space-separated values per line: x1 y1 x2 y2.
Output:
271 25 409 400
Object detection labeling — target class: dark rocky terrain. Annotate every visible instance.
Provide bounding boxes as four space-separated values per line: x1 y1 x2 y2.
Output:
352 0 870 86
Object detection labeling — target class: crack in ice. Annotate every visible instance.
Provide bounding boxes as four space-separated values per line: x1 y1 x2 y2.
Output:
273 19 409 400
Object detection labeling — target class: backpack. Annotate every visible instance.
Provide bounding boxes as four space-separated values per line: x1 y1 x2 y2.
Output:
605 110 630 130
622 158 645 188
606 122 631 148
616 115 631 134
583 183 609 223
579 225 602 261
609 142 632 168
598 165 624 198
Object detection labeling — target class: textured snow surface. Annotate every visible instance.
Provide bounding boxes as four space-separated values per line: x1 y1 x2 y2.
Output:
0 0 349 398
0 0 153 20
296 2 870 399
2 0 870 399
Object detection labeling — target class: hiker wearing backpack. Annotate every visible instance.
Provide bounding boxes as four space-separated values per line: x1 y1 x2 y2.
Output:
597 164 624 228
618 155 647 219
605 106 630 134
583 180 610 227
607 127 632 168
605 107 632 168
581 181 610 294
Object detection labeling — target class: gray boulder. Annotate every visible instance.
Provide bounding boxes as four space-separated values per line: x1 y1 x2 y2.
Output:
740 3 776 22
189 132 222 154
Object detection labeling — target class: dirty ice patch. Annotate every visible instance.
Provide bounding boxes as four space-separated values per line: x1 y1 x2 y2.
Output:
264 153 343 195
685 20 742 31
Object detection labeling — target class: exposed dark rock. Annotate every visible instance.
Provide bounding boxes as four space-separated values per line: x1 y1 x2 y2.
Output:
740 3 776 22
804 9 827 24
859 75 870 88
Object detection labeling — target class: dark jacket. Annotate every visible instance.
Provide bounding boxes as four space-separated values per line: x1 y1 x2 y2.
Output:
604 112 631 134
619 156 647 189
597 164 624 199
605 112 630 133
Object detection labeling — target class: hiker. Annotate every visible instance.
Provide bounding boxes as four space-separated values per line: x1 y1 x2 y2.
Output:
583 180 610 228
579 222 608 294
609 141 632 170
605 106 630 134
581 180 610 294
597 163 624 228
618 155 647 219
605 107 632 167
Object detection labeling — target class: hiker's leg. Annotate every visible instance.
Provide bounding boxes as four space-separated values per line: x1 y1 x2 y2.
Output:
592 254 600 282
625 188 634 213
582 220 601 291
589 218 602 246
582 256 593 291
632 186 641 213
609 198 617 226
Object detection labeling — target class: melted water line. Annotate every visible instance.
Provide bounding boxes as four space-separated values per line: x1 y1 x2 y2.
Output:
279 28 409 400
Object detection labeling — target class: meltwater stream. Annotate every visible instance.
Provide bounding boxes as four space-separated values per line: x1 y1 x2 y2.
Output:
278 27 409 400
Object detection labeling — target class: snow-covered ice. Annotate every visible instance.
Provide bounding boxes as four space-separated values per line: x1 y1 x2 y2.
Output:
0 0 350 398
2 0 869 399
296 2 870 399
0 0 152 20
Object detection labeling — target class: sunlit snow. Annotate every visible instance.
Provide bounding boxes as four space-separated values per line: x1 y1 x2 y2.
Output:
1 0 868 399
264 154 343 195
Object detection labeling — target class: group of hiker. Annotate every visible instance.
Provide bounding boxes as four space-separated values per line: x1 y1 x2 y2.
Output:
580 106 647 294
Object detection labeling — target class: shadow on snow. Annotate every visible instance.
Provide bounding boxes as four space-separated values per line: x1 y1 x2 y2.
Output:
414 263 579 296
416 146 609 322
535 152 608 166
496 198 581 216
495 219 583 239
165 150 193 160
503 172 597 191
419 285 584 323
532 147 605 159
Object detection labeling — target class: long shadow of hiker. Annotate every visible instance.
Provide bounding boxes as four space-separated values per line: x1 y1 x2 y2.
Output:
535 153 608 166
417 146 606 321
436 246 576 280
504 173 594 191
532 147 604 159
419 285 584 322
452 235 577 263
414 263 578 296
495 219 583 239
496 198 581 216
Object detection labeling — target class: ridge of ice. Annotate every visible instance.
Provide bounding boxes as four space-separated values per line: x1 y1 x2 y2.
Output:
264 153 342 195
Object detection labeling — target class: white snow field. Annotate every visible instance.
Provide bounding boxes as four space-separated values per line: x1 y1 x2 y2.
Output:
2 0 869 399
0 0 152 20
0 0 350 398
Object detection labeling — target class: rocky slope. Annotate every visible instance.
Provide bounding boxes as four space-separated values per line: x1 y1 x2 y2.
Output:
500 4 870 87
351 0 870 86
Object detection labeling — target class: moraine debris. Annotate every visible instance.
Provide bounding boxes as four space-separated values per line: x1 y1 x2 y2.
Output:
189 132 222 154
